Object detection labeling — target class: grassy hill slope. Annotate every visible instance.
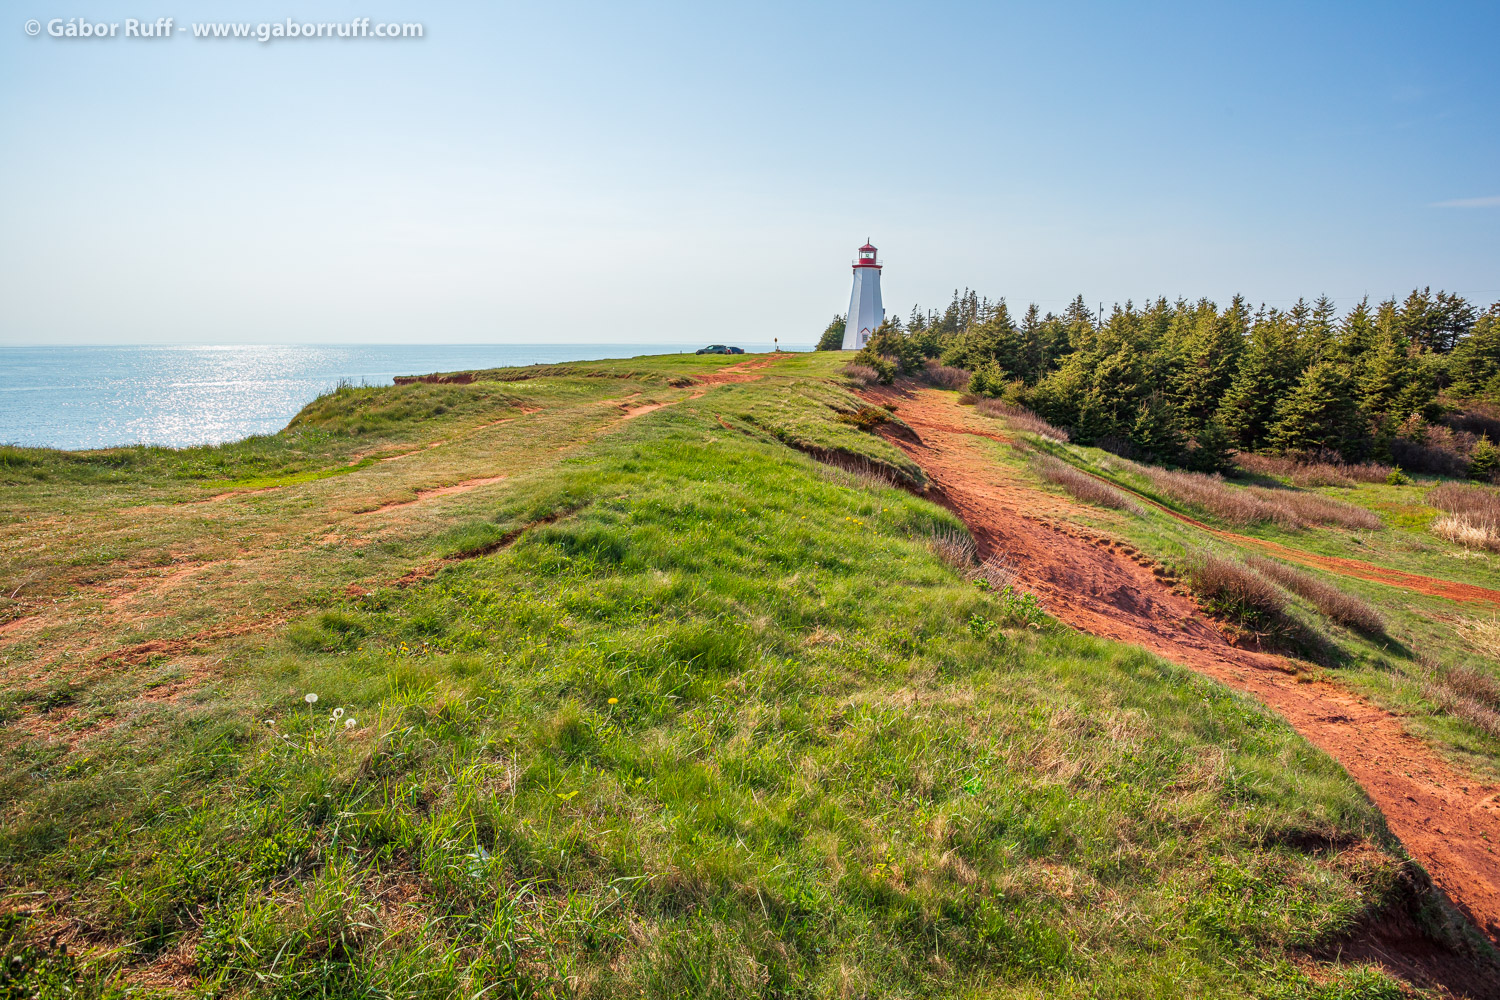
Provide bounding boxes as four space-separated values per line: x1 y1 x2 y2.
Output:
0 354 1479 998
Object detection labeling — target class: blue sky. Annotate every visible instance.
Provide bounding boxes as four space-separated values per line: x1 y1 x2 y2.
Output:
1 1 1496 345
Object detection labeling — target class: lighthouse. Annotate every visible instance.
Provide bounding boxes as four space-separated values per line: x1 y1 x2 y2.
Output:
842 241 885 350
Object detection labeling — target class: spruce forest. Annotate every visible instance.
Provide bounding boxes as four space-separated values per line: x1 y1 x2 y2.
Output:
819 289 1500 478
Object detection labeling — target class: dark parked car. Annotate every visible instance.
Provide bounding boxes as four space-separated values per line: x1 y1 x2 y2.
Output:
695 345 745 355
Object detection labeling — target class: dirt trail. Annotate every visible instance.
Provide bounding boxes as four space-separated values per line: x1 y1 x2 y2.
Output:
864 384 1500 955
695 356 782 384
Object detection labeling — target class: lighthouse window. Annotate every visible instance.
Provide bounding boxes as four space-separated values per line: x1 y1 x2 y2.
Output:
860 250 874 259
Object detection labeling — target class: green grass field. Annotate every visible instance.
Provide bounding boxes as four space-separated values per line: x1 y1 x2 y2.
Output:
0 354 1481 997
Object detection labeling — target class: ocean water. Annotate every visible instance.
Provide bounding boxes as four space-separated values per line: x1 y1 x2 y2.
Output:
0 343 789 451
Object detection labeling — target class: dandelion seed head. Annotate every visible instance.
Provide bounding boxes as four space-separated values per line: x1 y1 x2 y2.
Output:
332 707 344 719
345 718 357 729
304 693 318 704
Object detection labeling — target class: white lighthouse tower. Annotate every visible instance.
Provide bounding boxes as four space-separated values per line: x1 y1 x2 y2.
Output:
842 240 885 350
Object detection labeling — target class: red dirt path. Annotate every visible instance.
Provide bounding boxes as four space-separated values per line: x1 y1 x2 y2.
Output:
863 384 1500 965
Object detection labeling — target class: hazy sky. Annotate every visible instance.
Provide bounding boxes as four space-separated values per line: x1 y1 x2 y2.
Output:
2 1 1497 346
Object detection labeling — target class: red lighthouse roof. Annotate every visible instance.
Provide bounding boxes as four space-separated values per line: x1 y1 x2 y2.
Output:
852 240 881 270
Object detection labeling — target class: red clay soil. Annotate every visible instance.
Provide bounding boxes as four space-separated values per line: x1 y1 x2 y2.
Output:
695 357 782 384
862 383 1500 973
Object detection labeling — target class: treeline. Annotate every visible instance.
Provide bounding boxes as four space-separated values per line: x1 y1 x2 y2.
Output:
819 289 1500 476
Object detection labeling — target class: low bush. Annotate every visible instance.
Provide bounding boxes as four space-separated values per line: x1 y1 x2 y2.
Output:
926 524 977 571
835 406 891 431
1142 468 1297 527
1031 455 1141 513
971 553 1017 592
1183 551 1287 624
1421 658 1500 739
1245 556 1385 634
922 362 970 390
841 363 881 388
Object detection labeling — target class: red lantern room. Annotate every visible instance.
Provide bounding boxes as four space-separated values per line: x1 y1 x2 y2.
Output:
852 241 882 270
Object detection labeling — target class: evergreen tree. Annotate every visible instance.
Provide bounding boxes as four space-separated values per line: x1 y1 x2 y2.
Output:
1447 306 1500 401
815 315 846 351
1360 324 1432 420
1469 435 1500 482
1172 298 1246 431
1401 287 1477 353
1186 418 1235 473
1215 311 1300 450
1130 393 1187 465
1267 360 1365 459
863 318 923 375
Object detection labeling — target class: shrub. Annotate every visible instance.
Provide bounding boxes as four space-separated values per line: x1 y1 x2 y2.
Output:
1421 658 1500 739
1245 555 1385 633
1385 467 1412 486
922 362 971 390
975 399 1070 442
1468 434 1500 482
972 553 1017 592
1184 551 1287 622
836 406 890 431
1142 467 1298 527
841 364 881 388
851 350 897 384
967 361 1007 398
1390 424 1472 478
1030 455 1142 513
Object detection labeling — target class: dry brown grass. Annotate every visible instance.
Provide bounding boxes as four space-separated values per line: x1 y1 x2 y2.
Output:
1184 551 1287 616
1431 514 1500 551
1140 467 1381 530
1141 467 1297 527
1428 482 1500 519
926 524 977 571
1030 456 1141 513
1455 616 1500 660
922 362 971 390
841 364 880 387
1421 656 1500 738
1233 451 1392 487
1246 555 1385 634
1245 487 1383 531
973 553 1018 591
974 400 1070 442
1428 485 1500 550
